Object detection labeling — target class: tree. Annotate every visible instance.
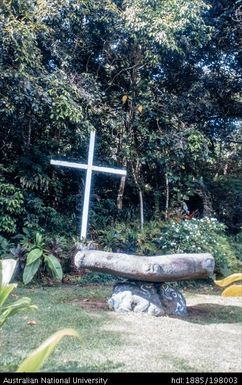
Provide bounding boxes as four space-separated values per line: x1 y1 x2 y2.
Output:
0 0 241 238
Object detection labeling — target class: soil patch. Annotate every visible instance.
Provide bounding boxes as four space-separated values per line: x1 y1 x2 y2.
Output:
66 295 242 324
67 298 109 311
187 303 242 324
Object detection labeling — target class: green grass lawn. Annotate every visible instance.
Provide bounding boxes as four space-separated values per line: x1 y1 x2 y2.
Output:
0 282 124 372
1 280 242 373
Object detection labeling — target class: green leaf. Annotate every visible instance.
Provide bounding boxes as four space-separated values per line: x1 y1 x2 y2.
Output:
0 284 16 307
44 255 63 280
17 329 80 372
0 261 2 287
0 297 37 327
23 259 41 285
26 248 43 265
35 233 43 248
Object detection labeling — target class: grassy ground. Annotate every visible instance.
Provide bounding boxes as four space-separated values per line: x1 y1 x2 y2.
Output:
0 280 241 372
0 283 123 372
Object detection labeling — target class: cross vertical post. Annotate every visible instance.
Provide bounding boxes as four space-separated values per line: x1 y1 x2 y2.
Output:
81 130 95 240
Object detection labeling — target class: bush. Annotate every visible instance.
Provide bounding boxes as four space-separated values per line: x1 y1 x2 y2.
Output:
0 231 76 284
211 175 242 233
96 218 240 275
0 176 24 235
230 231 242 262
157 219 239 275
0 236 14 259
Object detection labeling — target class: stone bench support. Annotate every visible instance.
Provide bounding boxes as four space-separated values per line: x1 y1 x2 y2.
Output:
74 250 215 317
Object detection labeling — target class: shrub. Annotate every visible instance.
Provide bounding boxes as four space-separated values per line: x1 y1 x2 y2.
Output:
45 235 78 275
211 175 242 233
0 176 24 235
155 219 239 275
0 236 14 259
230 232 242 262
96 218 240 275
1 230 76 283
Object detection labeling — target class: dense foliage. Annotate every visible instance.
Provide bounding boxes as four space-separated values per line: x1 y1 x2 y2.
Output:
0 1 241 278
97 218 240 275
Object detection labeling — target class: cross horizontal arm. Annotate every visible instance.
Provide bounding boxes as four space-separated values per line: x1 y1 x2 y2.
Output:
50 160 88 170
51 160 126 176
92 165 127 176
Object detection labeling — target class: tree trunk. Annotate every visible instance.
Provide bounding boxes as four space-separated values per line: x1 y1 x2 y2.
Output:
165 173 169 220
198 179 214 217
27 121 31 147
75 250 214 282
117 175 126 210
154 190 160 218
139 188 144 230
130 161 144 230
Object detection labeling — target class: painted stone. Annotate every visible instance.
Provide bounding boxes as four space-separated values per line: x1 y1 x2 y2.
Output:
108 280 187 317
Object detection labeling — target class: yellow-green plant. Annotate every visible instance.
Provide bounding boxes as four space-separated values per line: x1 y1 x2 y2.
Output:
0 261 79 372
17 328 80 372
0 260 37 327
214 273 242 297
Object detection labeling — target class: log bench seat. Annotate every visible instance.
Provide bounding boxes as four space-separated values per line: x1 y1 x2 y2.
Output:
75 250 215 317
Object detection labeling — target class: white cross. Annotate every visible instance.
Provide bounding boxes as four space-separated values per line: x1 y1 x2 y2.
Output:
50 131 127 240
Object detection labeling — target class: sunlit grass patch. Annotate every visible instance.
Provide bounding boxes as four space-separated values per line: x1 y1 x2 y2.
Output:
0 283 123 372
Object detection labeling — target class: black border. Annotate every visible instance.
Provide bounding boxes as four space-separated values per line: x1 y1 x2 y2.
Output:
0 372 241 385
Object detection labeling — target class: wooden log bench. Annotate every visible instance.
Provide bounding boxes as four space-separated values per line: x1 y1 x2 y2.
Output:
75 250 215 317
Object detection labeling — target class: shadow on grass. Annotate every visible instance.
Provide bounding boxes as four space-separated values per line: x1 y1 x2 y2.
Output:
66 296 242 325
48 361 124 373
184 304 242 324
